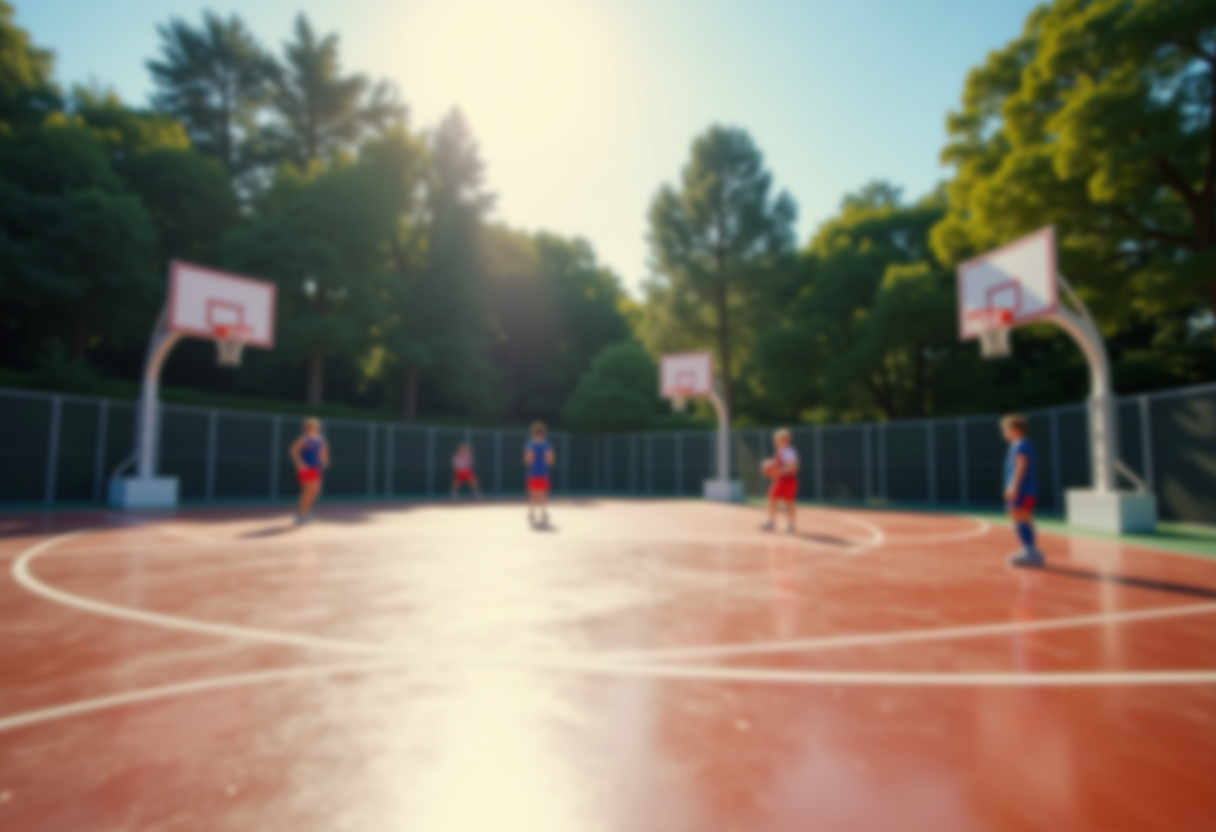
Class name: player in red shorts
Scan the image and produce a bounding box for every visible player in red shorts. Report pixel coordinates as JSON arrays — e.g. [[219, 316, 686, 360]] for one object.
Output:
[[760, 428, 800, 533], [1002, 414, 1044, 568], [524, 421, 555, 526], [289, 417, 329, 524], [450, 442, 482, 499]]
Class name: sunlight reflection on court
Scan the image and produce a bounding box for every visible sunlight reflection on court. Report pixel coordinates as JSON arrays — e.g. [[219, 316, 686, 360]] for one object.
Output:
[[391, 669, 601, 832]]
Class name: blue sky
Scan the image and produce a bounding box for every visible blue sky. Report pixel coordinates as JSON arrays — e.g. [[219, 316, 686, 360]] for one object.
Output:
[[17, 0, 1039, 295]]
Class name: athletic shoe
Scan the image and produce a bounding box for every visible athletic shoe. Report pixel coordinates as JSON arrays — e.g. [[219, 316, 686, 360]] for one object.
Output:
[[1007, 550, 1045, 568], [759, 520, 775, 531]]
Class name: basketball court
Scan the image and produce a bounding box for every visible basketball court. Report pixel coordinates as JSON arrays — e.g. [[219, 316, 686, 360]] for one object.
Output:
[[1, 499, 1213, 831]]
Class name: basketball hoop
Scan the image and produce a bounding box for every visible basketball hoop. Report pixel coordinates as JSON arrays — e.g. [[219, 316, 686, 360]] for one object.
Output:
[[213, 325, 253, 367], [670, 391, 690, 413], [967, 310, 1013, 359]]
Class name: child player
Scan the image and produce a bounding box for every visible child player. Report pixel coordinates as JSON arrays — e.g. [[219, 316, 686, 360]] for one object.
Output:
[[760, 428, 800, 533], [524, 421, 556, 526], [1002, 414, 1044, 568], [289, 417, 329, 524], [450, 442, 482, 499]]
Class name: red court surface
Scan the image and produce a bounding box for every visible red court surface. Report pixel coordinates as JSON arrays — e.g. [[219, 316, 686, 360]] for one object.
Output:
[[1, 500, 1214, 832]]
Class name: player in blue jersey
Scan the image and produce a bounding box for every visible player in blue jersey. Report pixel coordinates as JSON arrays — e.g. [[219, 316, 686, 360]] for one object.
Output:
[[524, 421, 556, 526], [289, 417, 329, 524], [1002, 414, 1044, 568]]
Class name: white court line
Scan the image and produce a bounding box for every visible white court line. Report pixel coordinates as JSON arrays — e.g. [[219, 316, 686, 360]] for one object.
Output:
[[16, 529, 1216, 665], [816, 510, 886, 548], [602, 600, 1216, 662], [866, 518, 993, 545], [6, 524, 1216, 731], [3, 652, 1214, 737], [13, 534, 386, 657], [0, 660, 409, 733]]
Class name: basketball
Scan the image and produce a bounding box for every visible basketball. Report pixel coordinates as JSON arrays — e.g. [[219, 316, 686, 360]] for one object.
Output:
[[761, 458, 778, 478]]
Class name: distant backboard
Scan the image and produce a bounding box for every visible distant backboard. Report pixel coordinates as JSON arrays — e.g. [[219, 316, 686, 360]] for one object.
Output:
[[661, 351, 714, 399], [957, 227, 1058, 339], [168, 261, 276, 347]]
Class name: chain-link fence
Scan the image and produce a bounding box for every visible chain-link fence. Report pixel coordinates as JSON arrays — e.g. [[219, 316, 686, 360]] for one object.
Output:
[[2, 383, 1213, 523]]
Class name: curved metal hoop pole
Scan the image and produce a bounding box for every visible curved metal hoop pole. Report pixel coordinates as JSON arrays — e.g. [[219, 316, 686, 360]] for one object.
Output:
[[706, 390, 731, 482], [134, 308, 184, 479], [1046, 275, 1117, 493]]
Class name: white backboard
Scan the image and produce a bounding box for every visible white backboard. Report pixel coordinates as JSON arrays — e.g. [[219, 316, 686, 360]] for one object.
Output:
[[957, 227, 1058, 339], [661, 351, 714, 398], [168, 261, 276, 347]]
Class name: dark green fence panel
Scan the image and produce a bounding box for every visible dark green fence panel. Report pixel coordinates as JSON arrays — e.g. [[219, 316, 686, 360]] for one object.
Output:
[[1152, 388, 1216, 523], [4, 384, 1215, 522], [159, 407, 209, 500], [324, 421, 372, 497], [387, 426, 428, 496], [0, 394, 51, 502], [931, 421, 960, 505], [885, 423, 929, 503], [682, 432, 714, 495], [54, 401, 102, 502], [821, 425, 866, 501], [468, 430, 496, 495], [215, 412, 274, 499], [499, 430, 530, 494]]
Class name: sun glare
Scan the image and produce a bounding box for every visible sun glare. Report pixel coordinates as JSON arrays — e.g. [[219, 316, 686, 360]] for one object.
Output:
[[397, 1, 625, 156]]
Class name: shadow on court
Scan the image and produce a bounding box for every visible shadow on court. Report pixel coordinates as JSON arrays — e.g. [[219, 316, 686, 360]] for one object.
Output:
[[239, 524, 301, 539], [1045, 565, 1216, 600], [790, 532, 856, 548]]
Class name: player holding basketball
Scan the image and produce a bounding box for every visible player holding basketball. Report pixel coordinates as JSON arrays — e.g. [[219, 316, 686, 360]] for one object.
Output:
[[524, 422, 555, 525], [289, 418, 329, 524], [760, 428, 799, 533], [450, 442, 482, 498], [1002, 414, 1044, 567]]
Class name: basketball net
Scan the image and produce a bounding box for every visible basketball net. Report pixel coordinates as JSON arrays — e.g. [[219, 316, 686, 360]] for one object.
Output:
[[213, 325, 253, 367], [967, 310, 1013, 359], [670, 389, 691, 413]]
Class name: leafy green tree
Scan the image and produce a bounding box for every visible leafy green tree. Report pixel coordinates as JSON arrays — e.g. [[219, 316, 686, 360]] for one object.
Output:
[[266, 14, 404, 169], [147, 12, 274, 174], [122, 148, 240, 267], [0, 125, 158, 362], [225, 128, 422, 405], [411, 108, 499, 419], [0, 0, 58, 130], [756, 185, 954, 420], [932, 0, 1216, 324], [647, 125, 797, 416], [483, 228, 634, 422], [561, 341, 659, 432], [63, 87, 241, 273]]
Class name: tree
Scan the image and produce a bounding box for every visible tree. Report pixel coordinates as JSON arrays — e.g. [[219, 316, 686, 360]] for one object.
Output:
[[224, 128, 423, 405], [483, 228, 635, 422], [66, 87, 240, 271], [756, 185, 953, 420], [561, 341, 659, 432], [410, 109, 499, 419], [266, 14, 404, 169], [147, 12, 274, 174], [0, 125, 158, 362], [647, 125, 796, 416], [0, 0, 59, 130], [932, 0, 1216, 325]]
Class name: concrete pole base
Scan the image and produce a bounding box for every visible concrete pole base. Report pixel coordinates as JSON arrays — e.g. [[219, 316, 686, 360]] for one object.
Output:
[[108, 477, 180, 509], [1065, 489, 1157, 534], [703, 479, 745, 503]]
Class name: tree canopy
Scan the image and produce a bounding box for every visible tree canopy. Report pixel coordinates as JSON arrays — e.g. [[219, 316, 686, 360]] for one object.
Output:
[[646, 126, 797, 416], [0, 0, 1211, 429]]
